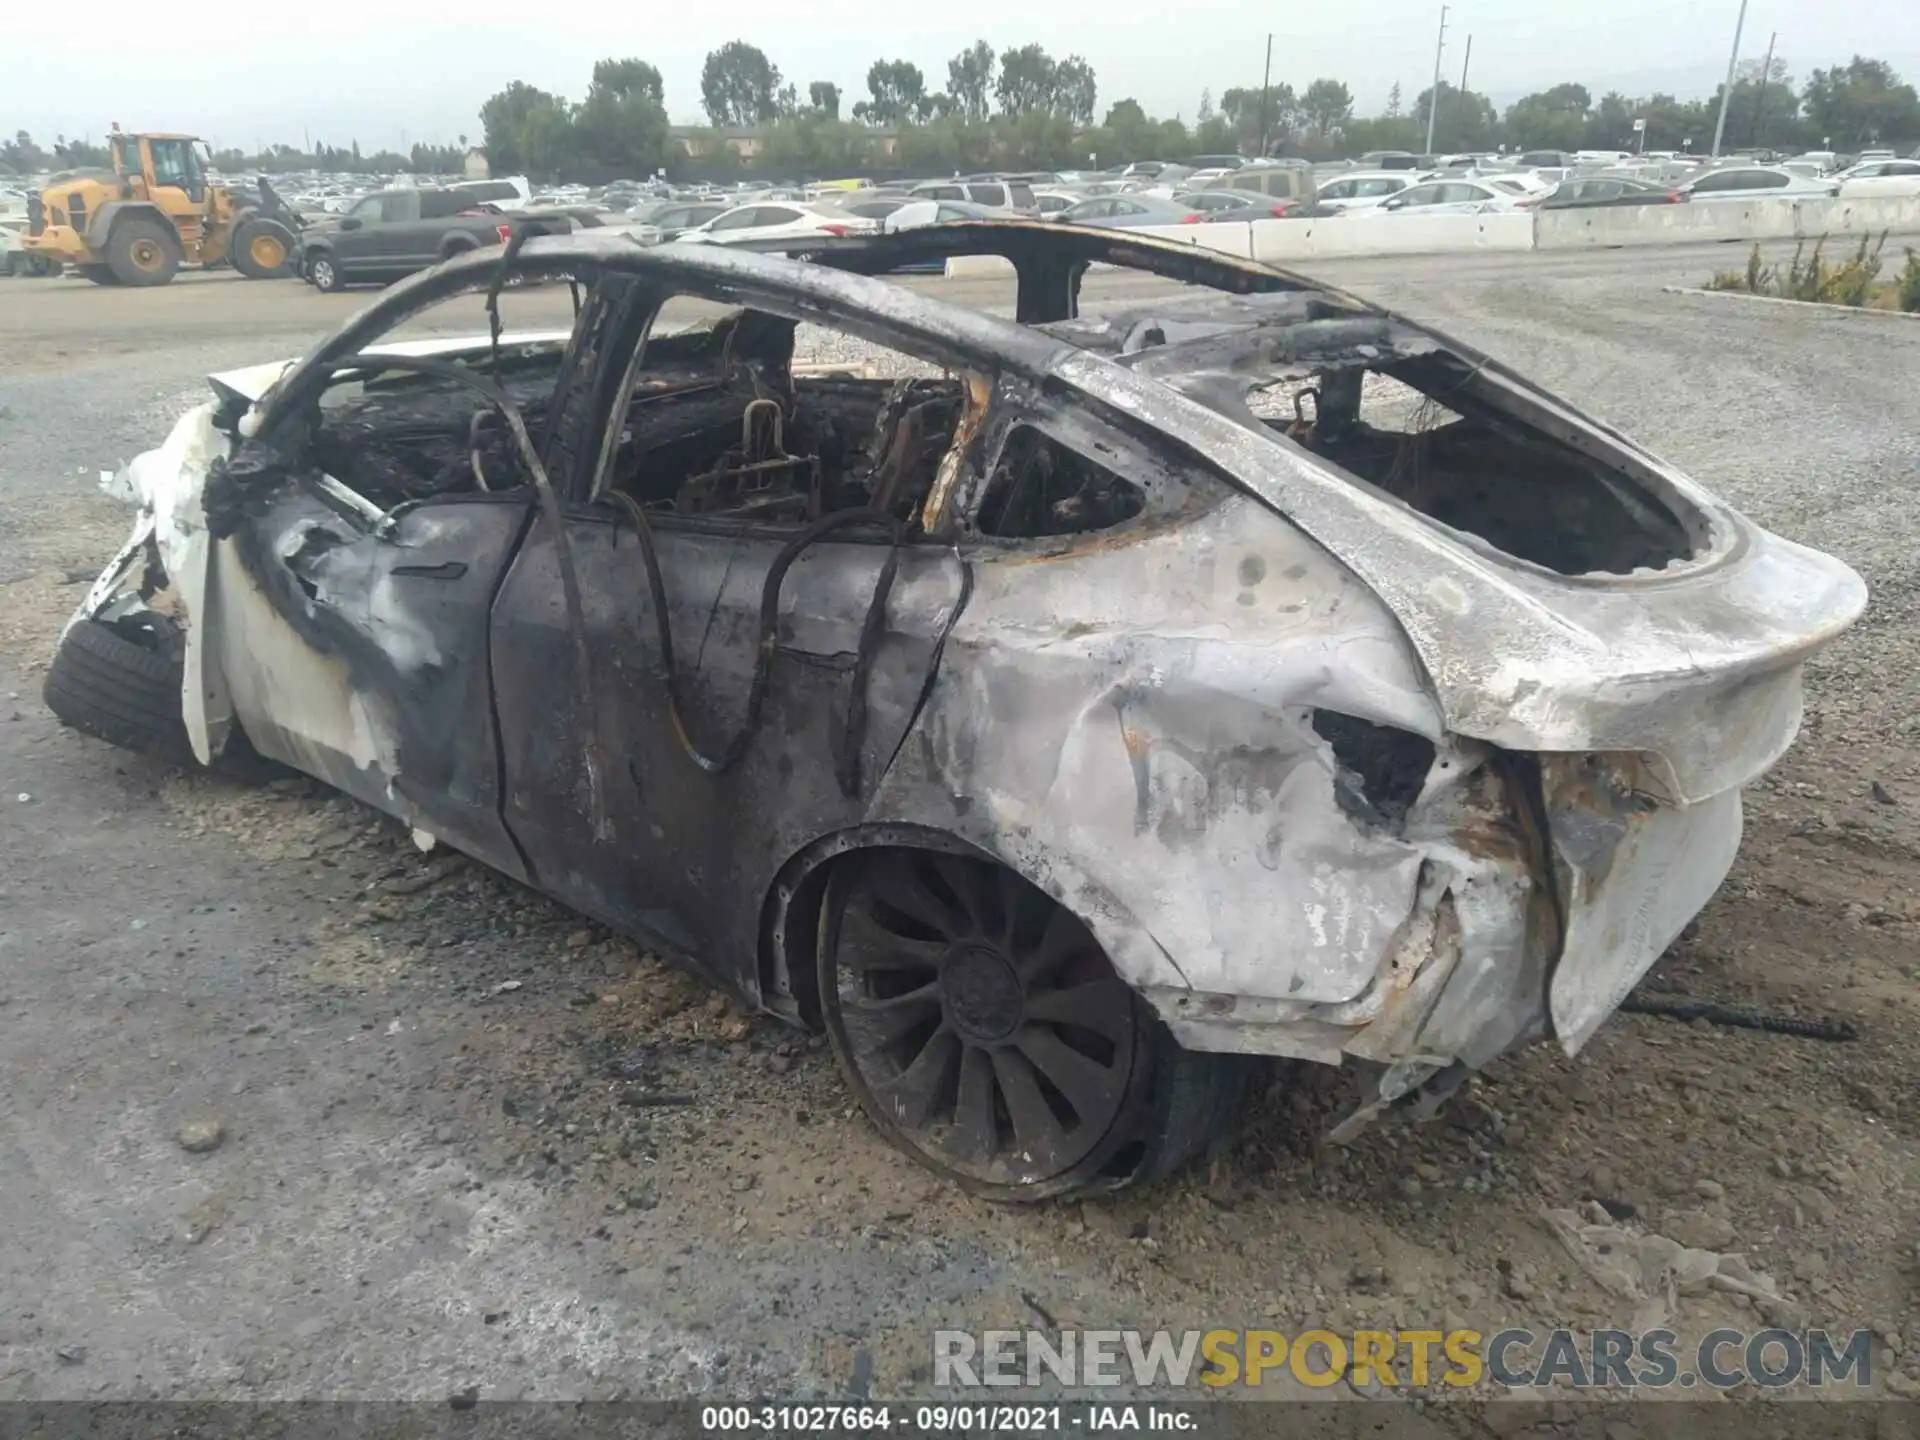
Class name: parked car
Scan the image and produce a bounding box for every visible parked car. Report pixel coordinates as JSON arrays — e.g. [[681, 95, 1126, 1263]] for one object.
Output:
[[1030, 188, 1083, 215], [838, 196, 912, 223], [298, 189, 576, 292], [1362, 179, 1530, 215], [1357, 150, 1426, 170], [909, 179, 1036, 210], [1175, 187, 1311, 219], [1203, 160, 1314, 204], [1835, 159, 1920, 199], [449, 176, 533, 212], [1538, 176, 1684, 209], [52, 224, 1863, 1199], [882, 199, 1009, 231], [1679, 167, 1838, 201], [1056, 194, 1204, 228], [677, 201, 880, 246], [618, 200, 730, 243], [1314, 170, 1428, 213]]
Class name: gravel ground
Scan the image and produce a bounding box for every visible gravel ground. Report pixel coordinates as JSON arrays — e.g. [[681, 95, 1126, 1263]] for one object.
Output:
[[0, 251, 1916, 1423]]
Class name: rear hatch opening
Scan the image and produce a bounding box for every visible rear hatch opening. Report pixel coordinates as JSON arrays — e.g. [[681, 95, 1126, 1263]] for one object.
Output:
[[1069, 295, 1713, 578], [1258, 356, 1703, 577]]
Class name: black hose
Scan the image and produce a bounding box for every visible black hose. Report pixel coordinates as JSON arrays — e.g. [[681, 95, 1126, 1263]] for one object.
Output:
[[1621, 993, 1858, 1042], [603, 492, 904, 790]]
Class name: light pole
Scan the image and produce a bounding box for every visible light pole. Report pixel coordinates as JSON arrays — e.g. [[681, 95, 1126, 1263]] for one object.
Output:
[[1709, 0, 1748, 159], [1257, 33, 1273, 157], [1424, 5, 1450, 156]]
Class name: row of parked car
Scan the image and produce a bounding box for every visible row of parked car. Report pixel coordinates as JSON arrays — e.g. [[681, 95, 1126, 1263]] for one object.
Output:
[[253, 144, 1920, 291]]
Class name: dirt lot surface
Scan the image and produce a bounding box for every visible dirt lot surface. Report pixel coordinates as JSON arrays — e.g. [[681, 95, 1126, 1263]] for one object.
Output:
[[1, 249, 1916, 1427]]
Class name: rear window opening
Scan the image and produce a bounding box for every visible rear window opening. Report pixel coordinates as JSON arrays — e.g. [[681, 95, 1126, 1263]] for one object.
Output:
[[1252, 363, 1697, 576]]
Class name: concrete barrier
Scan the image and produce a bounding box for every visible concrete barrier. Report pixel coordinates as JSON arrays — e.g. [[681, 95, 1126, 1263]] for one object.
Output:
[[1535, 194, 1920, 249], [1249, 212, 1534, 263], [943, 194, 1920, 278]]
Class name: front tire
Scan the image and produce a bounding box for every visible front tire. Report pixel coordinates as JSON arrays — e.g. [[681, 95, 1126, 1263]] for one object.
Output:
[[107, 216, 183, 287], [78, 264, 119, 285], [818, 848, 1242, 1201], [230, 218, 297, 279], [306, 250, 346, 292], [44, 619, 195, 764]]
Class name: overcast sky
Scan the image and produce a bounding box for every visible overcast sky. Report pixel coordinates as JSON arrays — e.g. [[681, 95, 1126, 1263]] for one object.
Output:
[[4, 0, 1916, 150]]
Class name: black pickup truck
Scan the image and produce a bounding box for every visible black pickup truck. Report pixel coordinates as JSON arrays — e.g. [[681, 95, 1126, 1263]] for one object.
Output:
[[298, 188, 583, 292]]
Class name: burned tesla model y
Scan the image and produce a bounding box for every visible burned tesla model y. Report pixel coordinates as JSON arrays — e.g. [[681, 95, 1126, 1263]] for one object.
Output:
[[49, 225, 1865, 1199]]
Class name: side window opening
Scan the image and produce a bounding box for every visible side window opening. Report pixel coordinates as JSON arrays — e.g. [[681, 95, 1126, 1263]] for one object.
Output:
[[974, 424, 1145, 538], [601, 309, 977, 530], [295, 284, 586, 513]]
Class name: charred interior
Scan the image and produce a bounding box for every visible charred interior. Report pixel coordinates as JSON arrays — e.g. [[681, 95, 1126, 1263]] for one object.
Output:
[[1287, 356, 1697, 576], [1051, 293, 1700, 577]]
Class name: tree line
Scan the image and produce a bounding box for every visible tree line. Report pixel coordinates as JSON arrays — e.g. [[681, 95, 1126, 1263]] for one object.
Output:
[[3, 50, 1912, 184], [0, 129, 468, 178], [476, 44, 1919, 181]]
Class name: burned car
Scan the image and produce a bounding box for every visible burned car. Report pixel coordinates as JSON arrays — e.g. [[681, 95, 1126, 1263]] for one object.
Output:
[[48, 224, 1864, 1200]]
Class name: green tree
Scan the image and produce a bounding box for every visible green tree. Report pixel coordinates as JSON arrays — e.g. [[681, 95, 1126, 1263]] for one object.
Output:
[[1415, 81, 1499, 150], [479, 81, 560, 174], [577, 55, 670, 174], [947, 40, 996, 123], [1102, 98, 1158, 162], [1504, 82, 1591, 151], [996, 44, 1059, 116], [808, 81, 842, 121], [1220, 83, 1297, 152], [1300, 78, 1354, 139], [701, 40, 782, 128], [1054, 55, 1097, 126], [854, 59, 928, 126], [51, 134, 110, 168], [1801, 57, 1916, 146], [592, 58, 663, 107]]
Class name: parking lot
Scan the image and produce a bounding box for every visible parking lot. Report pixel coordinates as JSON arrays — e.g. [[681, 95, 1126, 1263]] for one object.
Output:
[[1, 245, 1917, 1417]]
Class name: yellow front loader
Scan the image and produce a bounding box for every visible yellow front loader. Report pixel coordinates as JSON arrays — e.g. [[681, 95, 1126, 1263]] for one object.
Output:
[[20, 128, 300, 286]]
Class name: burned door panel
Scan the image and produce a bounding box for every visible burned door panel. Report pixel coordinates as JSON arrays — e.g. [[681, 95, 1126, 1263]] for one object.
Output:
[[223, 484, 534, 877], [490, 508, 965, 986]]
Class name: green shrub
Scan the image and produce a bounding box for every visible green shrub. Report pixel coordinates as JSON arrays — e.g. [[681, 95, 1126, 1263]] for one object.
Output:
[[1899, 248, 1920, 314]]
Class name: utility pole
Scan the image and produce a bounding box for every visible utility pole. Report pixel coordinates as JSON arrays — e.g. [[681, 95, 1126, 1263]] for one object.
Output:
[[1709, 0, 1748, 158], [1750, 29, 1777, 149], [1424, 4, 1450, 156], [1257, 33, 1274, 157]]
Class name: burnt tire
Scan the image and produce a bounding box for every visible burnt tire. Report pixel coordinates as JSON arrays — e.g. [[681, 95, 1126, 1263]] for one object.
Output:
[[44, 619, 195, 764], [106, 216, 183, 287], [230, 218, 297, 279], [818, 848, 1251, 1202], [42, 620, 284, 780]]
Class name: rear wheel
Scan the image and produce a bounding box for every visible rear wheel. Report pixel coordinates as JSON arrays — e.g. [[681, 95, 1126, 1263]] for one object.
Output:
[[106, 217, 182, 287], [229, 218, 297, 279], [78, 264, 119, 285], [819, 848, 1243, 1200]]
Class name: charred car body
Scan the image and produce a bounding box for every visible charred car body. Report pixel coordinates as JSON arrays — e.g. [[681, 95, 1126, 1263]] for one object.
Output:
[[50, 224, 1865, 1199]]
